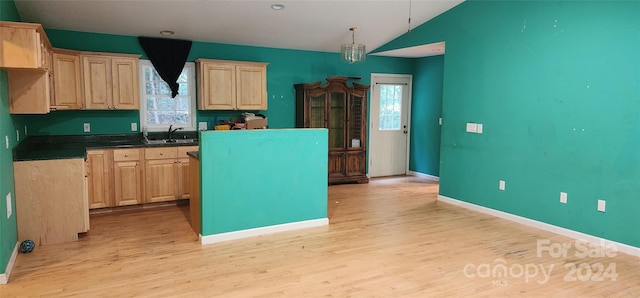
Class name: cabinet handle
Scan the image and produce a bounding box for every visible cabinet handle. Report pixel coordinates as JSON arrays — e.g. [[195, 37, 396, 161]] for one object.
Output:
[[124, 154, 128, 157]]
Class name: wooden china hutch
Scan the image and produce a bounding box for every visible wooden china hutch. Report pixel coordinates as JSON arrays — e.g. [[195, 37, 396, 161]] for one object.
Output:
[[295, 76, 370, 184]]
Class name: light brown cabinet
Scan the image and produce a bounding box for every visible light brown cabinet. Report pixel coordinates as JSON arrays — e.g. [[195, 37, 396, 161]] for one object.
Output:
[[113, 148, 143, 206], [1, 22, 53, 114], [0, 21, 51, 69], [7, 69, 52, 114], [82, 53, 140, 110], [295, 76, 370, 184], [196, 59, 268, 110], [52, 49, 83, 110], [86, 150, 113, 209], [14, 158, 89, 246], [144, 146, 196, 203], [86, 146, 197, 210]]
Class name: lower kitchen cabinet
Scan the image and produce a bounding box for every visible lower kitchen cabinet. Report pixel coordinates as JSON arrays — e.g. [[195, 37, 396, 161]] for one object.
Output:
[[86, 150, 113, 209], [14, 158, 89, 245], [85, 146, 197, 209], [145, 158, 179, 203], [113, 148, 143, 206], [144, 146, 197, 203]]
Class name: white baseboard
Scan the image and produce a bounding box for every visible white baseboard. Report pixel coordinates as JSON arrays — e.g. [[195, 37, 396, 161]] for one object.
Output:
[[407, 171, 439, 181], [200, 218, 329, 245], [0, 242, 19, 284], [437, 195, 640, 257]]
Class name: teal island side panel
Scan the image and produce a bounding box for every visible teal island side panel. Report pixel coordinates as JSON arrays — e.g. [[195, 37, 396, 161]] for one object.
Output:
[[199, 129, 328, 235]]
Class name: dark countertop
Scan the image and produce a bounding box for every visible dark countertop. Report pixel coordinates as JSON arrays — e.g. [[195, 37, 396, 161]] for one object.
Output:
[[187, 151, 199, 159], [13, 133, 199, 161]]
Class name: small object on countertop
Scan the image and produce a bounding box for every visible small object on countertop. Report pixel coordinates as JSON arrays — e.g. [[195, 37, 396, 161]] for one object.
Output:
[[20, 240, 35, 253]]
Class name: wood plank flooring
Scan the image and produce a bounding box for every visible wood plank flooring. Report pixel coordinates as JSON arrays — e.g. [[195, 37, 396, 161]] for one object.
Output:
[[1, 176, 638, 297]]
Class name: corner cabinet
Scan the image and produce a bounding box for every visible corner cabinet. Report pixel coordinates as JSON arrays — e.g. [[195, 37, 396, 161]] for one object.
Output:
[[196, 59, 268, 110], [295, 76, 370, 184]]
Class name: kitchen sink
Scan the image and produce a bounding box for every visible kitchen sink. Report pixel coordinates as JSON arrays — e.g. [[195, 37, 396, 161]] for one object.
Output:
[[143, 138, 197, 145]]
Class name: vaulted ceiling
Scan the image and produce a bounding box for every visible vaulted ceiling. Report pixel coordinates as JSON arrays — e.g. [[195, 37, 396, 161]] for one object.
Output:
[[14, 0, 463, 57]]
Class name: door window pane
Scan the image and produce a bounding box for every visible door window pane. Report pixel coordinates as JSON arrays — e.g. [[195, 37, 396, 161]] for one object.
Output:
[[379, 84, 402, 130]]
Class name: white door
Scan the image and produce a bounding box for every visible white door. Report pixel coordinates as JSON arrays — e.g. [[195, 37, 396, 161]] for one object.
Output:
[[369, 74, 412, 177]]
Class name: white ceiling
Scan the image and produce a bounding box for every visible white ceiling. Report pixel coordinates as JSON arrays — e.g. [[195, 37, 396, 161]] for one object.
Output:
[[14, 0, 462, 57]]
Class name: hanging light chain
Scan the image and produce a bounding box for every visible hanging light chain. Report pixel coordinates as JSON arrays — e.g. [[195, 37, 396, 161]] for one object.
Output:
[[408, 0, 412, 33]]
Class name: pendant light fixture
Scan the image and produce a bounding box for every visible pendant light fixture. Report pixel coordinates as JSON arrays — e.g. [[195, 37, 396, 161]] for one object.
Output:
[[341, 27, 366, 64]]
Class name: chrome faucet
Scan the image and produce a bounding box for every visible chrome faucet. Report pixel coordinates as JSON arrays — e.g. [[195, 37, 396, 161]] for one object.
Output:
[[167, 125, 184, 141]]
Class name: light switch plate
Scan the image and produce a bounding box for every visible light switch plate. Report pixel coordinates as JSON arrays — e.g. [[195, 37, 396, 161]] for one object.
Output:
[[499, 180, 506, 191], [466, 123, 477, 133], [83, 123, 91, 133], [597, 200, 606, 212], [6, 193, 11, 219], [198, 122, 208, 131], [5, 136, 8, 149], [476, 124, 483, 134], [560, 192, 568, 204], [439, 118, 443, 125], [131, 123, 138, 131]]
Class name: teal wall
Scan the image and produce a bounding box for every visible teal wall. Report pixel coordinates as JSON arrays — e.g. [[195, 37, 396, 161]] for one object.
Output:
[[379, 0, 640, 248], [14, 29, 414, 134], [199, 129, 327, 235], [409, 55, 443, 176], [0, 0, 20, 277]]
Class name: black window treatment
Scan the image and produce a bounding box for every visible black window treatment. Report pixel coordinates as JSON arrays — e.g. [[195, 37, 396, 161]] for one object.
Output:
[[138, 36, 192, 98]]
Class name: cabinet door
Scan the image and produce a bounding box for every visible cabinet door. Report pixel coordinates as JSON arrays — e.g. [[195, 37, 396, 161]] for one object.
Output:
[[346, 151, 366, 177], [0, 26, 39, 68], [347, 95, 366, 149], [198, 63, 235, 110], [328, 152, 347, 179], [177, 157, 190, 199], [145, 159, 178, 203], [111, 57, 140, 110], [236, 65, 267, 110], [83, 55, 112, 109], [86, 150, 113, 209], [114, 161, 143, 206], [52, 52, 83, 109], [7, 70, 51, 114], [328, 92, 346, 149]]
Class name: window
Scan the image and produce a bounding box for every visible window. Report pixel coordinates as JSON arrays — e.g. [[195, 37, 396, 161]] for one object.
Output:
[[139, 60, 196, 131], [378, 84, 403, 130]]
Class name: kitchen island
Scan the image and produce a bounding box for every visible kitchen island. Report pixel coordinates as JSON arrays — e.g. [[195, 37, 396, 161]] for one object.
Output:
[[191, 129, 329, 244]]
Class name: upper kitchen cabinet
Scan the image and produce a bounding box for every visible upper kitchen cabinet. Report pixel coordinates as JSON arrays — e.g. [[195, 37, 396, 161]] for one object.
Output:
[[0, 21, 51, 70], [196, 59, 268, 111], [82, 52, 140, 110], [51, 48, 83, 110], [1, 22, 53, 114]]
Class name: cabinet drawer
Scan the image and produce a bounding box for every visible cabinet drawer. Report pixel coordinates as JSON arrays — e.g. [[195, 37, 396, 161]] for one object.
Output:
[[177, 146, 198, 157], [113, 148, 141, 161], [145, 147, 177, 160]]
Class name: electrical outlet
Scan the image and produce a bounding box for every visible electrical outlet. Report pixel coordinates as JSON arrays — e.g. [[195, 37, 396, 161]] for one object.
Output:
[[131, 123, 138, 131], [499, 180, 506, 191], [16, 130, 19, 142], [5, 136, 8, 149], [560, 192, 568, 204], [6, 193, 12, 219], [466, 123, 477, 133], [438, 118, 443, 125], [597, 200, 606, 212], [24, 125, 28, 136], [476, 123, 483, 134], [198, 122, 208, 131], [84, 123, 91, 133]]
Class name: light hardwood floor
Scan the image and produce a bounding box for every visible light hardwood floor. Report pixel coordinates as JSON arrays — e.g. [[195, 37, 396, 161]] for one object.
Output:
[[1, 176, 638, 297]]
